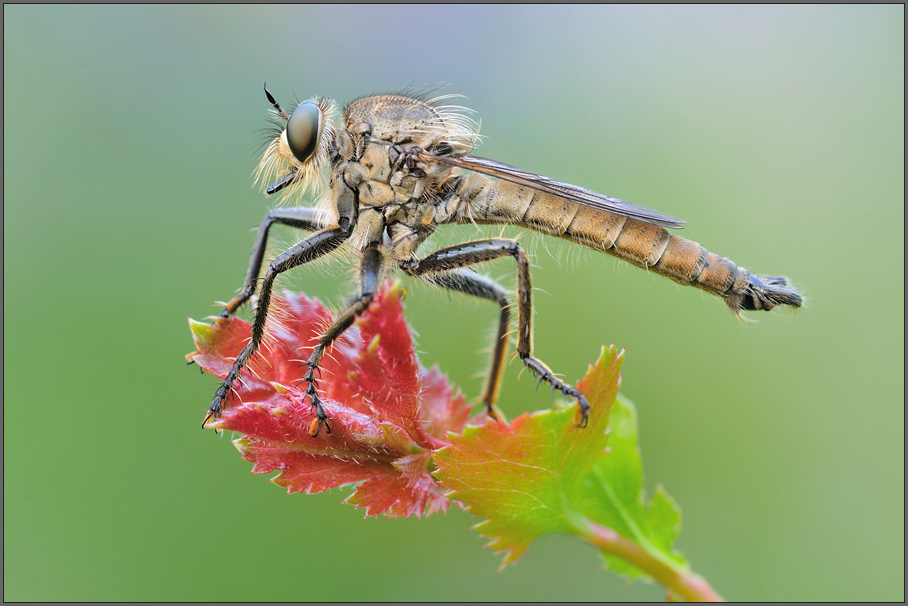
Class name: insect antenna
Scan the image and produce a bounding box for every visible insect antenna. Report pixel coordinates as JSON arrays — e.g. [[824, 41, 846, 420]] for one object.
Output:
[[263, 82, 290, 120]]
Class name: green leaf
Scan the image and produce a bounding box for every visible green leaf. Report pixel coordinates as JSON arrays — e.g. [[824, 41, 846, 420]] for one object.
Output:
[[434, 345, 687, 580], [585, 395, 687, 578], [648, 485, 683, 559], [433, 346, 622, 566]]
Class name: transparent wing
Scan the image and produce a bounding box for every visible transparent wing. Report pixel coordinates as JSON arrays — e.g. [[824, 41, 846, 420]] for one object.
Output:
[[420, 152, 686, 229]]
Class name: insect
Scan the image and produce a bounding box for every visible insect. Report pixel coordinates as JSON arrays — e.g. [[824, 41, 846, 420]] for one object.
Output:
[[203, 86, 802, 435]]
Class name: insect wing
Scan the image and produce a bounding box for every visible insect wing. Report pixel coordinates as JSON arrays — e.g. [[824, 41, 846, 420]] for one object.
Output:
[[421, 152, 686, 229]]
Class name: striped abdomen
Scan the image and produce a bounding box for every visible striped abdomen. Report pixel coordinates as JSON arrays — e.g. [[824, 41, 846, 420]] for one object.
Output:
[[452, 175, 802, 314]]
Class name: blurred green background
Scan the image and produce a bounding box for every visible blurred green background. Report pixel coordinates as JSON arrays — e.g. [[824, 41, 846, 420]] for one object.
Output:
[[4, 5, 903, 601]]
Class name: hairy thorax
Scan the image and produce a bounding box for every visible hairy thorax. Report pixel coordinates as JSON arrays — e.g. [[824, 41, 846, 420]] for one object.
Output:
[[332, 95, 468, 258]]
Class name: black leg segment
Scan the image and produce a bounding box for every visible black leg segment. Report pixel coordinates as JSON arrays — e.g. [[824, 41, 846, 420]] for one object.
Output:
[[404, 238, 590, 427], [205, 223, 351, 426], [301, 244, 386, 437], [222, 207, 327, 317], [401, 266, 511, 419]]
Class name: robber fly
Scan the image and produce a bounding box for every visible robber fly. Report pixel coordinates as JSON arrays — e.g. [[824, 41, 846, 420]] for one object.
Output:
[[203, 86, 802, 435]]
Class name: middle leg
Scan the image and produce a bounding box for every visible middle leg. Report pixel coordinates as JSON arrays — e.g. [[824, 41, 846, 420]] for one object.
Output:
[[404, 239, 590, 427]]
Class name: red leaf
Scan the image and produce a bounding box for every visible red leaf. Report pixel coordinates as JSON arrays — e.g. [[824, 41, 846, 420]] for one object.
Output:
[[187, 281, 471, 518]]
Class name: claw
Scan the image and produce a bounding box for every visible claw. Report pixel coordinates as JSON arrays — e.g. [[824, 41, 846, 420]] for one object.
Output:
[[298, 361, 333, 434], [520, 355, 590, 429], [204, 382, 231, 430], [309, 415, 332, 437], [307, 392, 332, 436], [573, 395, 590, 428], [202, 408, 215, 428], [484, 403, 506, 423]]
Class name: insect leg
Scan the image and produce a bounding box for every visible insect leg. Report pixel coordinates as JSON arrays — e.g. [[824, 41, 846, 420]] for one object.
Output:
[[302, 244, 385, 437], [401, 267, 510, 420], [405, 239, 590, 427], [222, 207, 327, 317], [206, 224, 351, 426]]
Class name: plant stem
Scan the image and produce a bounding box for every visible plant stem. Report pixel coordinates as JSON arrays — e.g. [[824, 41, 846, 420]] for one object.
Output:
[[580, 519, 724, 602]]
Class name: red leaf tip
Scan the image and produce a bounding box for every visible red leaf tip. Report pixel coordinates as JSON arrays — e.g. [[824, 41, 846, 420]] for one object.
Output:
[[189, 281, 472, 518]]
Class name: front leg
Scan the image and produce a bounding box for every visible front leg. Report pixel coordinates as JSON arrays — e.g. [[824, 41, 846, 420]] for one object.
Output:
[[205, 224, 351, 426], [405, 239, 590, 427], [222, 207, 326, 317], [303, 244, 384, 437]]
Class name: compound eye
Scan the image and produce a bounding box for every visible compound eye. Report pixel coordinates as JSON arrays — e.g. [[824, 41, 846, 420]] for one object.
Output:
[[286, 100, 320, 163]]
